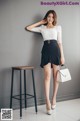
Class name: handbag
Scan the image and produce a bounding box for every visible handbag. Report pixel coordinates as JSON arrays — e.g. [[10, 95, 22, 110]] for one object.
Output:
[[57, 64, 71, 82]]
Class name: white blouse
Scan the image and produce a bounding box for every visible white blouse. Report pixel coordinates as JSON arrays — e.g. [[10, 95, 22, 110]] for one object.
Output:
[[30, 25, 62, 43]]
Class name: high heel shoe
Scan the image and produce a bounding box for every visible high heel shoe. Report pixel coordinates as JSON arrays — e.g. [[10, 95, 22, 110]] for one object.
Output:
[[46, 103, 52, 115], [51, 104, 56, 110]]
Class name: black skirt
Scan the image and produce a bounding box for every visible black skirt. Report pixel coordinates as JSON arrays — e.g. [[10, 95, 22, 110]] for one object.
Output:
[[40, 39, 61, 68]]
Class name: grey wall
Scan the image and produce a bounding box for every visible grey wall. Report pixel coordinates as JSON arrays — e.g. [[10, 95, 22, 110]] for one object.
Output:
[[0, 0, 80, 110]]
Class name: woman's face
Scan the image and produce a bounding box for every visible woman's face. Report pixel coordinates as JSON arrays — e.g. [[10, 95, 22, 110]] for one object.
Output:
[[47, 13, 54, 24]]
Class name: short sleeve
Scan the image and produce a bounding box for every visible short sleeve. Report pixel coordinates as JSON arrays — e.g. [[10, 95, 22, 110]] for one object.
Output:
[[30, 25, 42, 33], [57, 25, 62, 43]]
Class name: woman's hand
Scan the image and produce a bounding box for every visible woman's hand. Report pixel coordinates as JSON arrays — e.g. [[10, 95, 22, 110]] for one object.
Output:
[[40, 19, 47, 25], [60, 56, 65, 65], [25, 19, 47, 31]]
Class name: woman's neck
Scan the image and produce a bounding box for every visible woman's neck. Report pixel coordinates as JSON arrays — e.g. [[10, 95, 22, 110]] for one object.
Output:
[[46, 23, 54, 28]]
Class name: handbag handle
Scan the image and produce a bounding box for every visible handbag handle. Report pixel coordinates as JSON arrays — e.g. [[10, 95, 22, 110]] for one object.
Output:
[[60, 64, 67, 69], [57, 64, 67, 77]]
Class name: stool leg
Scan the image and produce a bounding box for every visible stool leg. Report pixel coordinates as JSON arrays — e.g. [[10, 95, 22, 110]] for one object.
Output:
[[10, 68, 14, 108], [24, 70, 27, 109], [20, 70, 22, 118], [31, 69, 38, 113]]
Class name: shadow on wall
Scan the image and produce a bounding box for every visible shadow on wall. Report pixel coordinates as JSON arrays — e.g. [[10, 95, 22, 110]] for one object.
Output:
[[26, 14, 44, 69], [77, 119, 80, 121]]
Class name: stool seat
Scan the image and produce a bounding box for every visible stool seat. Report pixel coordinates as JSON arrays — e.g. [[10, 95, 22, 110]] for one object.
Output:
[[12, 66, 34, 70]]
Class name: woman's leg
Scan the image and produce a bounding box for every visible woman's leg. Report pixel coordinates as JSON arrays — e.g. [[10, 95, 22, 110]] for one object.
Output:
[[51, 64, 60, 105], [43, 63, 52, 109]]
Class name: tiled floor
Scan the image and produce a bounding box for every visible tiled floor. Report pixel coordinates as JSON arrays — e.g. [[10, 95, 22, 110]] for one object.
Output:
[[0, 98, 80, 121]]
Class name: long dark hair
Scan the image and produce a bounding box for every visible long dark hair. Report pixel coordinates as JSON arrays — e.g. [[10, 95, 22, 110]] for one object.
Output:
[[43, 10, 57, 26]]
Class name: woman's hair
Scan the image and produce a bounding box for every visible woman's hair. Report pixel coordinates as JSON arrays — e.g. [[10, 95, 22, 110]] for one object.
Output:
[[43, 10, 57, 26]]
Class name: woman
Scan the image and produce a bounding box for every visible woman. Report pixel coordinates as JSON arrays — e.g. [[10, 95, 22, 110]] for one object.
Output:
[[25, 10, 65, 115]]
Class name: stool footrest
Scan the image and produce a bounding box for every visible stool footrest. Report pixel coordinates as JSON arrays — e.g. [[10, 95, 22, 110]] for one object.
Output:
[[12, 94, 35, 100]]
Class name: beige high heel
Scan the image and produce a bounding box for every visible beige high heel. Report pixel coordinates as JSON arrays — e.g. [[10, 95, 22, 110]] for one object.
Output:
[[51, 99, 56, 110], [51, 104, 56, 110], [46, 103, 52, 115]]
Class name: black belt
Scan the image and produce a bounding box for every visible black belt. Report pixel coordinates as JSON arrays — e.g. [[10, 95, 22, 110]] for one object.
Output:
[[44, 39, 57, 44]]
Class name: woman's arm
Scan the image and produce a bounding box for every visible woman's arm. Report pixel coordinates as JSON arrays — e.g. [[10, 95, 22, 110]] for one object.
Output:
[[25, 19, 47, 31], [58, 43, 64, 57], [57, 25, 65, 65], [59, 44, 65, 65], [58, 43, 65, 65]]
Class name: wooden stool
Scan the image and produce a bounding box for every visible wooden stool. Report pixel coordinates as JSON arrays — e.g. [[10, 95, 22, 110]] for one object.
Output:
[[10, 66, 38, 118]]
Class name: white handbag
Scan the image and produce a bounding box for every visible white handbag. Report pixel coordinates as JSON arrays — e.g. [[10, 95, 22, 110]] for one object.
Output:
[[57, 65, 71, 82]]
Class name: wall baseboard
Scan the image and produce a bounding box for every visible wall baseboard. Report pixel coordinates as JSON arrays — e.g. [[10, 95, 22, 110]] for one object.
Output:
[[1, 91, 80, 111]]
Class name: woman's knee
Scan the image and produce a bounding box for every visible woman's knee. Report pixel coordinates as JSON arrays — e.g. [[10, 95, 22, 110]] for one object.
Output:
[[45, 73, 51, 80], [52, 64, 60, 79]]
